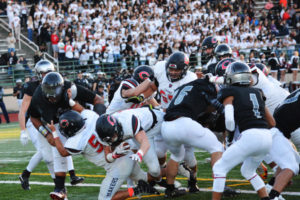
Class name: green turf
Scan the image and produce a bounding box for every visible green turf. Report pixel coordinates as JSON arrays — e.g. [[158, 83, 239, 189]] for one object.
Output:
[[0, 123, 299, 200]]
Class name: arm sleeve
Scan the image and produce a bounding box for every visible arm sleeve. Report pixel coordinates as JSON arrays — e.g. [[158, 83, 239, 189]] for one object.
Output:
[[66, 148, 82, 155], [131, 115, 143, 136]]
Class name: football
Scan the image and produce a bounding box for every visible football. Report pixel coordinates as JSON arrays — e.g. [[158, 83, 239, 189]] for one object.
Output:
[[121, 142, 130, 150]]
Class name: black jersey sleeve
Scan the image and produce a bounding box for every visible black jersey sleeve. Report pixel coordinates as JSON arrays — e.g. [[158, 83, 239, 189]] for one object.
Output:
[[28, 94, 41, 118], [13, 87, 17, 94], [74, 84, 96, 104], [23, 81, 39, 96]]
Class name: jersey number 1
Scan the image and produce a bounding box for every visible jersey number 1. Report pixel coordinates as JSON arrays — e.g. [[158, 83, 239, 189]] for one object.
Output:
[[249, 93, 262, 119]]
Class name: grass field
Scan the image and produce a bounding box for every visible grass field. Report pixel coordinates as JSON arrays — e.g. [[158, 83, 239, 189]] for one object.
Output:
[[0, 122, 299, 200]]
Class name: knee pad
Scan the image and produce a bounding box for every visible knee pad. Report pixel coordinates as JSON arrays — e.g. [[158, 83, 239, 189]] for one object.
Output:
[[148, 165, 161, 178], [184, 152, 197, 168], [212, 161, 227, 178], [240, 164, 256, 180]]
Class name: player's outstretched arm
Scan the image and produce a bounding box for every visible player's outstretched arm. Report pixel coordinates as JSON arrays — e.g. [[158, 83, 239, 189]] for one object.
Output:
[[122, 79, 152, 98], [48, 120, 70, 157], [265, 107, 276, 128], [130, 130, 150, 163]]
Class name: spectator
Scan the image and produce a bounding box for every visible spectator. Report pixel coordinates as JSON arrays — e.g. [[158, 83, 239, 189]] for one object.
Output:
[[0, 86, 10, 124], [51, 30, 59, 58], [6, 32, 16, 53], [57, 38, 65, 62], [79, 49, 89, 66], [0, 0, 7, 16], [33, 50, 42, 64], [17, 56, 33, 76], [20, 1, 28, 29], [13, 79, 24, 109], [12, 12, 21, 41], [289, 51, 299, 82], [27, 16, 33, 41], [7, 51, 18, 75]]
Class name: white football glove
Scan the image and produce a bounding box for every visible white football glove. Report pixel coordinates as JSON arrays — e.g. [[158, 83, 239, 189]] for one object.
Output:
[[20, 129, 29, 146], [112, 142, 131, 158], [130, 150, 144, 163]]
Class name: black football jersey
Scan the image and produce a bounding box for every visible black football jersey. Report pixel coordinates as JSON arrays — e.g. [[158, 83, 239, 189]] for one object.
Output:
[[28, 81, 96, 124], [164, 78, 217, 121], [23, 80, 39, 96], [274, 89, 300, 138], [13, 86, 24, 99], [218, 86, 268, 133]]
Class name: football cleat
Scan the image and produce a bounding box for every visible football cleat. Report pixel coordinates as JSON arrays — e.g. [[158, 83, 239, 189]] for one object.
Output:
[[134, 180, 160, 195], [223, 186, 240, 197], [165, 184, 187, 198], [70, 175, 84, 185], [19, 173, 30, 190], [50, 188, 67, 200], [188, 178, 200, 193], [257, 163, 268, 180]]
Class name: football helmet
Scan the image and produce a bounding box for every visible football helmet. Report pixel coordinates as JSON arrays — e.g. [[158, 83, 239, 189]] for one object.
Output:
[[133, 65, 154, 84], [201, 36, 219, 61], [96, 114, 123, 146], [41, 72, 64, 103], [215, 58, 236, 77], [58, 110, 85, 138], [249, 63, 269, 76], [214, 44, 232, 62], [224, 61, 252, 86], [35, 60, 55, 80], [166, 52, 190, 82]]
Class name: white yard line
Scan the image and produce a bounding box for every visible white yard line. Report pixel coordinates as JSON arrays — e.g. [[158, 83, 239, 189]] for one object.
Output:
[[0, 181, 299, 196]]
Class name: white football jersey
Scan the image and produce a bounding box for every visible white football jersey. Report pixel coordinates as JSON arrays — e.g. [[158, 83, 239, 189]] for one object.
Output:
[[113, 107, 164, 139], [153, 61, 197, 109], [252, 68, 289, 115], [64, 110, 108, 167], [106, 78, 144, 114]]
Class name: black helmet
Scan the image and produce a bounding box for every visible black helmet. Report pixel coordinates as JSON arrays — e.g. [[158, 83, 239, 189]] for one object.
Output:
[[201, 36, 219, 50], [215, 58, 236, 77], [35, 60, 55, 80], [214, 44, 232, 61], [59, 110, 85, 138], [41, 72, 64, 103], [166, 52, 190, 82], [96, 114, 123, 146], [133, 65, 154, 83], [224, 61, 252, 86]]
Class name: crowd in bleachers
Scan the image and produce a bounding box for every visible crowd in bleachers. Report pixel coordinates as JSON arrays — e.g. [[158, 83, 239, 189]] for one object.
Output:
[[0, 0, 297, 83]]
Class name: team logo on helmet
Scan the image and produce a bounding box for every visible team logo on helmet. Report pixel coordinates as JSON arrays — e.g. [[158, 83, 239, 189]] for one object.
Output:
[[138, 71, 150, 81], [60, 119, 69, 128], [107, 115, 116, 126], [222, 60, 232, 70], [211, 37, 217, 43], [169, 64, 177, 69]]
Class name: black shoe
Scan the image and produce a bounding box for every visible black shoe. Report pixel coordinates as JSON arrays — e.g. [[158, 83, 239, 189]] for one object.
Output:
[[188, 178, 200, 193], [70, 175, 84, 185], [165, 185, 186, 198], [223, 186, 240, 197], [134, 180, 160, 195], [19, 172, 30, 190]]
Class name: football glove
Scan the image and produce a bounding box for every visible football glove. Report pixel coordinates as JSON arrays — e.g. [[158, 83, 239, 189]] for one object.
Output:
[[107, 142, 131, 162], [125, 95, 145, 104], [20, 129, 29, 146], [130, 150, 144, 163]]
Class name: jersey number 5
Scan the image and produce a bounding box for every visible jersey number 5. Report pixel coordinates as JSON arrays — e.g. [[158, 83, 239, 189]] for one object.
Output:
[[249, 93, 262, 119], [88, 134, 104, 153]]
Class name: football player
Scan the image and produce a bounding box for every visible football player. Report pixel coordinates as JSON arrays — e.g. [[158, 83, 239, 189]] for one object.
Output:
[[97, 106, 165, 185], [161, 76, 224, 197], [18, 60, 83, 190], [147, 51, 199, 191], [48, 106, 158, 200], [28, 72, 103, 199], [201, 36, 219, 74], [212, 62, 275, 200], [266, 90, 300, 200], [106, 65, 156, 114]]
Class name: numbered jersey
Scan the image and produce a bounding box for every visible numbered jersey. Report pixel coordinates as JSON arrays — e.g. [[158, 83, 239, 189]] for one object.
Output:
[[274, 89, 300, 138], [165, 79, 217, 121], [252, 68, 289, 115], [64, 110, 107, 167], [106, 78, 143, 114], [153, 61, 197, 109], [218, 86, 268, 133]]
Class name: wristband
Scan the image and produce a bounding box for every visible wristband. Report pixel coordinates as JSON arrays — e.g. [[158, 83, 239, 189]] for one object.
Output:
[[106, 153, 115, 163], [52, 131, 58, 139], [69, 98, 76, 107], [128, 188, 134, 197], [137, 149, 144, 161], [38, 126, 49, 137]]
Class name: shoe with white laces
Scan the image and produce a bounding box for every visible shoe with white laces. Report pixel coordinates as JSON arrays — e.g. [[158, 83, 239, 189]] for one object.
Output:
[[50, 188, 67, 200]]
